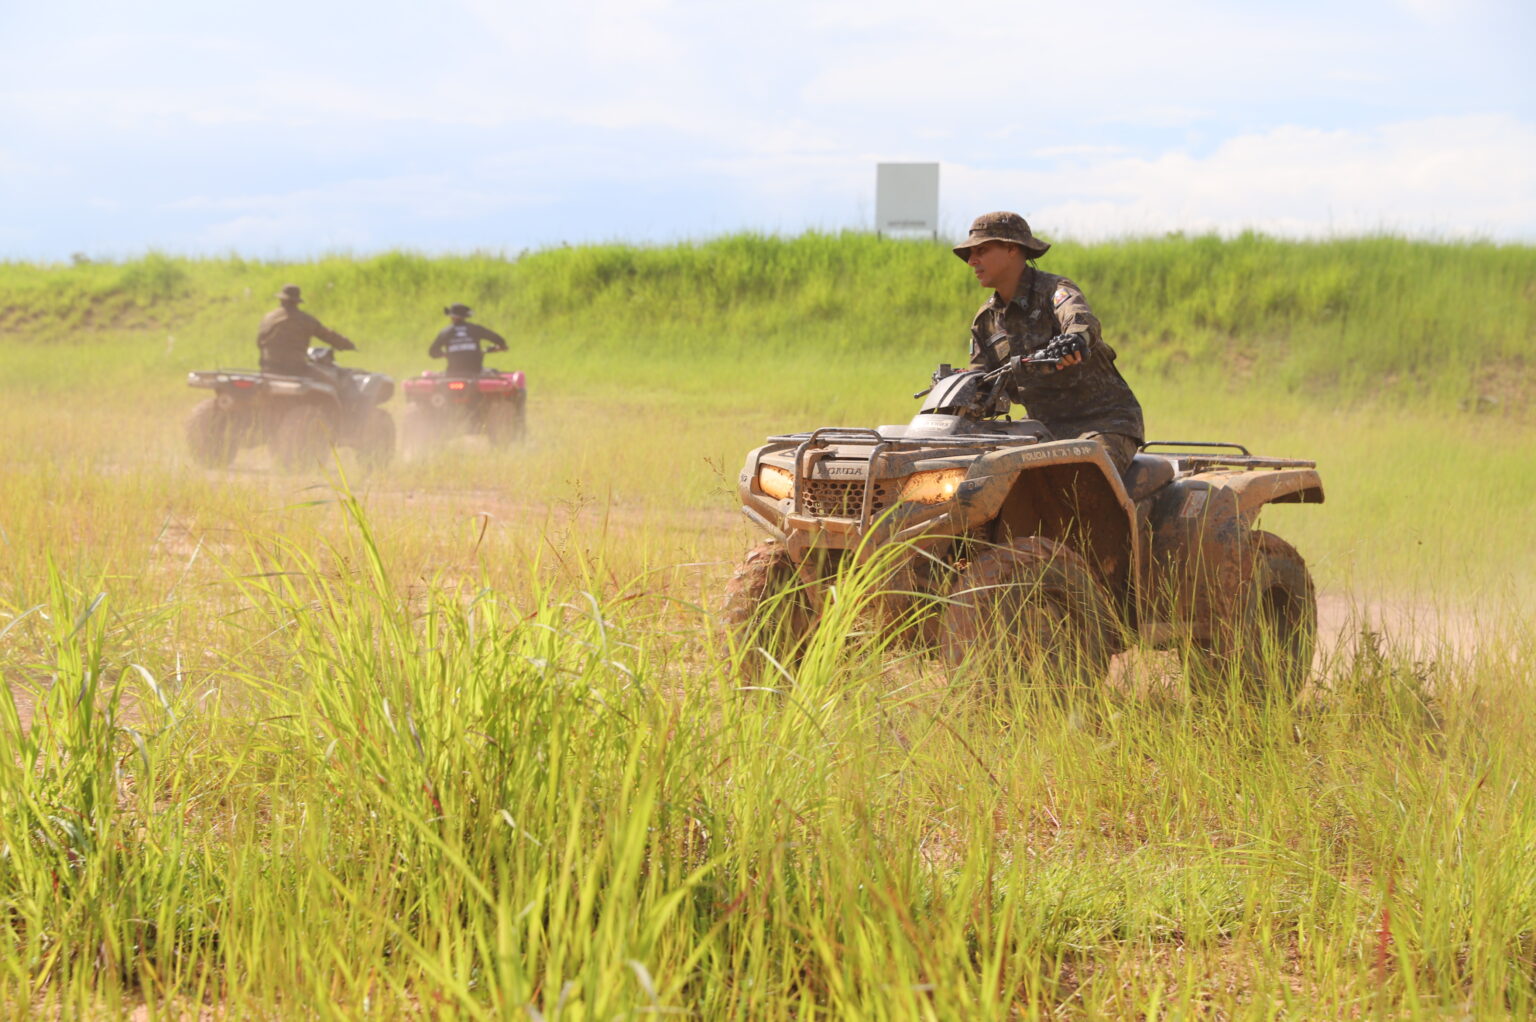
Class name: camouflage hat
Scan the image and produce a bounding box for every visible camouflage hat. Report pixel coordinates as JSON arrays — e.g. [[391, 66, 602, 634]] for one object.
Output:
[[952, 211, 1050, 261], [444, 302, 472, 317], [275, 284, 304, 303]]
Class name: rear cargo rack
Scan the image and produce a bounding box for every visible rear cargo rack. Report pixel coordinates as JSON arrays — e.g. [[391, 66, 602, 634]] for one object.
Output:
[[1141, 440, 1251, 456], [1140, 440, 1315, 472]]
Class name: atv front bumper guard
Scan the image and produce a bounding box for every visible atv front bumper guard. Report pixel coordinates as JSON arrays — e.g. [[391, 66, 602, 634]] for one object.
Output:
[[749, 426, 1041, 541]]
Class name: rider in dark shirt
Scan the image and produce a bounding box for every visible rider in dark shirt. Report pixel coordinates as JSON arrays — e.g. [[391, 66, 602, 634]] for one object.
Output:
[[428, 303, 508, 376]]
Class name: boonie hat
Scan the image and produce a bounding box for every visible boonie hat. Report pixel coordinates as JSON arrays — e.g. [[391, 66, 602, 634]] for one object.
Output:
[[275, 284, 304, 303], [444, 302, 472, 317], [952, 211, 1050, 261]]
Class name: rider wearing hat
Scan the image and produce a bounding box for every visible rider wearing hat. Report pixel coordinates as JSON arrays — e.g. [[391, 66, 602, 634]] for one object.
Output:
[[952, 212, 1143, 474], [256, 284, 356, 379], [429, 303, 508, 377]]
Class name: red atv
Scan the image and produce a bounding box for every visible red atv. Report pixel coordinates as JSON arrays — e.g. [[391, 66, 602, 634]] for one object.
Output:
[[401, 369, 527, 456]]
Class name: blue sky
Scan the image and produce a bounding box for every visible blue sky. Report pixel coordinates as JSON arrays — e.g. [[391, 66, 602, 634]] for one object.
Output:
[[2, 0, 1532, 259]]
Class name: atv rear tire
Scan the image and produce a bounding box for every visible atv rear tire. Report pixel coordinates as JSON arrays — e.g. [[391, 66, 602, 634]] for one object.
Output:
[[485, 396, 526, 446], [185, 399, 240, 468], [272, 403, 335, 472], [355, 408, 395, 470], [940, 536, 1118, 687], [722, 541, 819, 673], [1186, 530, 1316, 698]]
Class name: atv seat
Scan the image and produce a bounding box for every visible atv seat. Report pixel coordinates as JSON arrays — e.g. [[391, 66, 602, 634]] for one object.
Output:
[[1122, 453, 1176, 502]]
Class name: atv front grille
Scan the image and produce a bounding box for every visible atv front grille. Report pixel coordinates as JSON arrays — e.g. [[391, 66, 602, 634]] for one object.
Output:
[[801, 479, 892, 518]]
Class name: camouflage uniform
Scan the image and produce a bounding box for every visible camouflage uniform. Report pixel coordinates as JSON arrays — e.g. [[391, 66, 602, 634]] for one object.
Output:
[[257, 285, 354, 375], [955, 213, 1143, 474]]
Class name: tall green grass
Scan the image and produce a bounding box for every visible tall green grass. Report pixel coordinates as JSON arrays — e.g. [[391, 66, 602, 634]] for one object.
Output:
[[3, 504, 1534, 1017]]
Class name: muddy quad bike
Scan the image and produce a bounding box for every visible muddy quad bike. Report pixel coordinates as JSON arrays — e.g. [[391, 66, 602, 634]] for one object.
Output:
[[727, 359, 1325, 695], [185, 346, 396, 471], [400, 368, 527, 456]]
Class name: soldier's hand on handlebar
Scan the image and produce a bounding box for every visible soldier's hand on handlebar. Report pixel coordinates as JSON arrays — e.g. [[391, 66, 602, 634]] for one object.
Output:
[[1037, 333, 1086, 370]]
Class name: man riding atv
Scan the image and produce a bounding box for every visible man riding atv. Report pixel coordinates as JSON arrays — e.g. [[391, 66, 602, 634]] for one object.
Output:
[[184, 284, 393, 471], [399, 303, 523, 454], [428, 302, 508, 376], [257, 284, 356, 390], [953, 211, 1143, 475], [724, 214, 1322, 693]]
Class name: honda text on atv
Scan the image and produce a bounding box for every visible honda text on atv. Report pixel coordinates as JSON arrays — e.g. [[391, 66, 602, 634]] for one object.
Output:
[[727, 359, 1324, 694], [400, 368, 527, 456], [185, 346, 396, 471]]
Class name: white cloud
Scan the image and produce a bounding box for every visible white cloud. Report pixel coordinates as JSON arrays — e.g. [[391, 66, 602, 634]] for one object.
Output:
[[945, 114, 1536, 240], [199, 214, 355, 252], [1030, 145, 1132, 160], [0, 149, 35, 175], [173, 174, 552, 222]]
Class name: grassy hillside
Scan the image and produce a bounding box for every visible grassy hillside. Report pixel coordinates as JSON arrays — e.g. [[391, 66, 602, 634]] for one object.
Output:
[[3, 233, 1534, 408]]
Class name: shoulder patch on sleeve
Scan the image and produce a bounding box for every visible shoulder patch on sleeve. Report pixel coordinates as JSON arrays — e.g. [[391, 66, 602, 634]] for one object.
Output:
[[1052, 287, 1072, 307]]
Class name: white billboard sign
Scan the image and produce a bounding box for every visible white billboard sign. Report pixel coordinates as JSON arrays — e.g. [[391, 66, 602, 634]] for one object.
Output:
[[876, 162, 940, 236]]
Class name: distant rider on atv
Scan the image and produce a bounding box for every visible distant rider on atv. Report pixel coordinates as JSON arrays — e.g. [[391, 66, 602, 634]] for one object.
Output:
[[257, 284, 357, 391], [429, 303, 508, 377], [952, 212, 1144, 475]]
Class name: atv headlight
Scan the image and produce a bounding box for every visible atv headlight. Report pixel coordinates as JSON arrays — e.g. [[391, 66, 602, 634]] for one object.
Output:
[[757, 464, 795, 500], [899, 468, 966, 505]]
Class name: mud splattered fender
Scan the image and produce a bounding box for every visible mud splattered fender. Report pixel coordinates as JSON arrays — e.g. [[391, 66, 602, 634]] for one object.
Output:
[[1145, 468, 1322, 640], [950, 440, 1109, 529], [1220, 468, 1325, 525]]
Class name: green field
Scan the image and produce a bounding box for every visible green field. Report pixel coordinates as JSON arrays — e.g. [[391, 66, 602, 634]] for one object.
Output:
[[2, 235, 1534, 1017]]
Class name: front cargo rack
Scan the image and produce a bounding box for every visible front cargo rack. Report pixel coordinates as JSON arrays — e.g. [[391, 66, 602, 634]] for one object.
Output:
[[759, 426, 1043, 529]]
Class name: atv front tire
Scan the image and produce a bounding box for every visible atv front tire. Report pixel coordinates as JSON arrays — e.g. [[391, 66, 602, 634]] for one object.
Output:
[[185, 399, 240, 468], [722, 541, 820, 673], [940, 536, 1119, 686]]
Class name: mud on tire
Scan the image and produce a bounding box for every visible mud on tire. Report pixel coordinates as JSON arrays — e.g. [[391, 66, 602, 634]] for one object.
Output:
[[1185, 530, 1317, 697], [185, 398, 240, 468], [272, 403, 335, 472], [940, 536, 1120, 687], [722, 541, 820, 673]]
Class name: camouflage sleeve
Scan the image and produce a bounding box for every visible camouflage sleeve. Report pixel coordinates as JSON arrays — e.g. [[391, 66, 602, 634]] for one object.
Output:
[[1050, 277, 1121, 361], [1048, 278, 1100, 339], [966, 312, 993, 370]]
